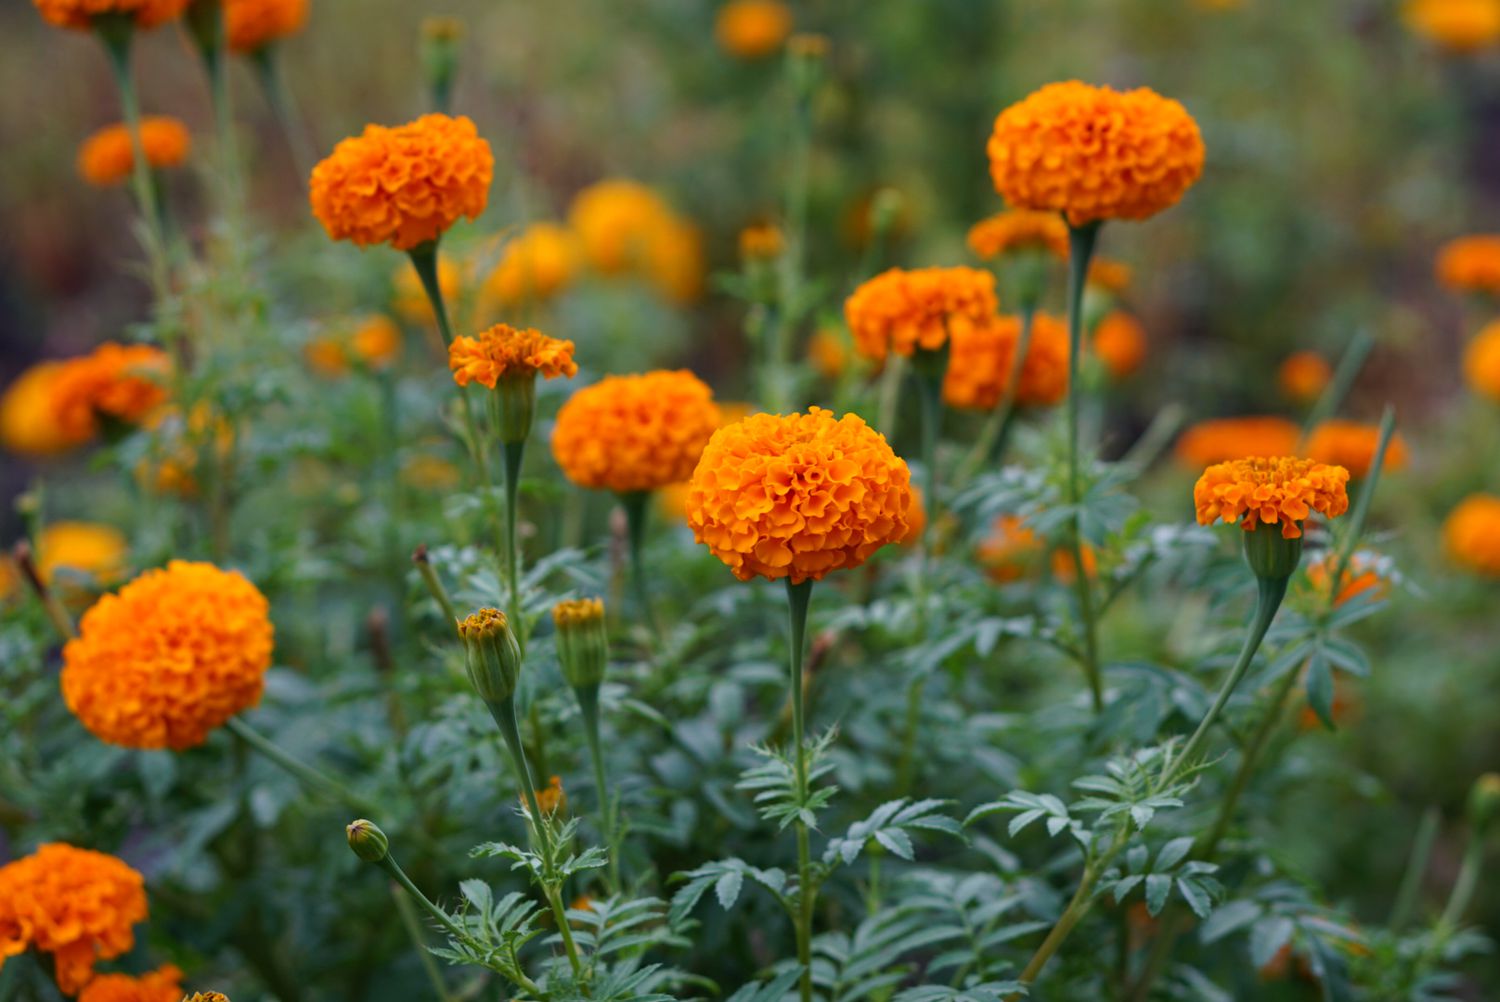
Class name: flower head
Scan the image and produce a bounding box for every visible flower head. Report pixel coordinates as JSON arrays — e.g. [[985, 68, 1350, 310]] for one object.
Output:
[[739, 223, 785, 262], [977, 514, 1097, 583], [685, 407, 913, 583], [943, 312, 1069, 410], [987, 81, 1205, 225], [1464, 320, 1500, 401], [346, 819, 390, 863], [1092, 311, 1146, 379], [0, 844, 148, 994], [1174, 416, 1301, 467], [1, 362, 91, 456], [552, 371, 720, 493], [49, 343, 171, 442], [1403, 0, 1500, 52], [77, 118, 190, 187], [306, 316, 402, 377], [33, 0, 187, 30], [448, 324, 577, 389], [77, 964, 184, 1002], [225, 0, 307, 53], [483, 222, 581, 307], [62, 561, 274, 749], [1194, 456, 1351, 539], [1278, 351, 1332, 403], [1087, 257, 1133, 293], [567, 180, 703, 302], [1436, 234, 1500, 294], [1444, 493, 1500, 576], [310, 114, 493, 251], [966, 210, 1069, 260], [1305, 420, 1408, 478], [844, 267, 998, 362], [715, 0, 793, 59], [553, 597, 607, 689], [29, 522, 128, 595], [808, 328, 850, 380], [183, 995, 231, 1002], [457, 608, 523, 703]]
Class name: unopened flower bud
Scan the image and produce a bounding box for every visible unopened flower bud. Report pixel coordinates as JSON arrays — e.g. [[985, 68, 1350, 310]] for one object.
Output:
[[420, 16, 464, 113], [490, 371, 537, 445], [458, 608, 523, 703], [183, 994, 232, 1002], [346, 819, 389, 863], [787, 33, 828, 100], [1242, 522, 1304, 583], [1469, 773, 1500, 832], [553, 597, 608, 689]]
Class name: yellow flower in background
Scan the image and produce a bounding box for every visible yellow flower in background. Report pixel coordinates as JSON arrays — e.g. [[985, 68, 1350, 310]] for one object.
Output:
[[1305, 553, 1387, 607], [715, 0, 793, 59], [1305, 419, 1409, 478], [77, 964, 184, 1002], [1463, 320, 1500, 400], [1278, 351, 1332, 404], [77, 118, 191, 188], [568, 180, 703, 301], [136, 404, 236, 499], [1443, 493, 1500, 575], [739, 223, 785, 262], [1194, 456, 1350, 539], [944, 312, 1070, 409], [1091, 311, 1146, 379], [1436, 234, 1500, 294], [1087, 257, 1133, 294], [977, 514, 1096, 583], [844, 267, 998, 362], [808, 328, 850, 380], [448, 324, 577, 388], [225, 0, 308, 54], [1404, 0, 1500, 52], [49, 343, 171, 442], [644, 214, 705, 304], [533, 775, 567, 816], [350, 316, 402, 369], [305, 317, 402, 377], [393, 256, 463, 325], [1, 362, 91, 457], [966, 209, 1069, 261], [483, 222, 582, 307], [32, 0, 187, 30], [1175, 415, 1301, 467], [0, 522, 128, 602]]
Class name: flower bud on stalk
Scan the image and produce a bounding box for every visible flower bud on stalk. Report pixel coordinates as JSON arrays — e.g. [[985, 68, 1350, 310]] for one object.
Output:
[[346, 818, 390, 863], [553, 597, 608, 691], [1469, 773, 1500, 833], [420, 17, 464, 114], [457, 608, 522, 705]]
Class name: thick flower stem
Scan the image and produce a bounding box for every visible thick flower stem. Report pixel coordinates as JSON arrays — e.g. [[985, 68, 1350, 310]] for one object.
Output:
[[619, 492, 660, 642], [501, 439, 526, 626], [955, 305, 1034, 486], [786, 577, 816, 1002], [1063, 222, 1103, 711], [225, 716, 380, 817], [577, 684, 621, 892]]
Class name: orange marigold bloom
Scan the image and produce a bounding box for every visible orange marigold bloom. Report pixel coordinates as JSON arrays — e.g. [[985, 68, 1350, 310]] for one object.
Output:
[[1194, 456, 1351, 540], [1305, 554, 1386, 607], [1174, 415, 1301, 467], [32, 0, 187, 30], [393, 256, 463, 325], [483, 222, 581, 307], [1087, 257, 1133, 293], [1278, 351, 1332, 404], [977, 515, 1096, 583], [61, 561, 274, 750], [350, 316, 402, 370], [567, 180, 704, 302], [1092, 311, 1146, 379], [533, 775, 567, 816], [715, 0, 793, 59], [33, 522, 128, 593], [1436, 234, 1500, 294], [739, 223, 785, 261], [310, 114, 493, 251], [1444, 493, 1500, 576], [1404, 0, 1500, 52], [1305, 420, 1409, 478], [224, 0, 307, 53], [1, 362, 92, 457], [304, 336, 349, 378], [844, 267, 998, 362], [1464, 320, 1500, 401], [685, 407, 913, 583], [50, 343, 171, 442], [77, 118, 190, 188], [943, 312, 1069, 410], [552, 371, 720, 493], [987, 81, 1205, 225], [77, 964, 184, 1002], [0, 844, 148, 995], [448, 324, 577, 388], [808, 328, 850, 380], [966, 210, 1069, 260], [644, 215, 705, 304], [899, 486, 928, 546]]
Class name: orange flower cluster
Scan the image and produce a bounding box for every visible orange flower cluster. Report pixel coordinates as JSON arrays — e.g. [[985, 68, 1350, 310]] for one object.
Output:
[[567, 180, 703, 302], [77, 118, 190, 187], [739, 223, 785, 262], [1087, 257, 1133, 294], [534, 775, 567, 816], [808, 328, 850, 380], [448, 324, 577, 388], [1194, 456, 1351, 539], [714, 0, 793, 59], [1278, 351, 1332, 403], [943, 312, 1069, 410], [1444, 493, 1500, 575], [686, 408, 912, 582], [966, 210, 1069, 260], [305, 316, 403, 377], [987, 81, 1205, 225], [1436, 234, 1500, 294], [977, 515, 1097, 583], [1092, 311, 1146, 379], [1305, 420, 1409, 478], [78, 965, 184, 1002], [225, 0, 308, 53], [310, 114, 494, 251], [552, 371, 720, 493], [50, 343, 171, 442], [0, 362, 92, 456], [1463, 320, 1500, 401], [1403, 0, 1500, 52], [0, 844, 148, 994], [32, 0, 187, 30], [1174, 415, 1301, 467], [844, 267, 998, 362], [62, 561, 275, 750], [12, 523, 127, 601], [483, 223, 581, 307], [135, 404, 235, 499]]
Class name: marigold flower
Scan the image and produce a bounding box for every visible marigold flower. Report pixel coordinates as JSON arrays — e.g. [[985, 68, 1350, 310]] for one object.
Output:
[[533, 775, 567, 816], [61, 561, 274, 749], [844, 267, 998, 362], [643, 214, 705, 304], [1305, 420, 1408, 478], [553, 597, 607, 689], [1087, 257, 1132, 293], [715, 0, 793, 59], [0, 844, 148, 994], [1174, 416, 1301, 467], [351, 316, 401, 369], [310, 114, 494, 251], [1403, 0, 1500, 51], [808, 328, 850, 380], [1, 362, 91, 456], [224, 0, 307, 53], [305, 317, 400, 376], [1305, 554, 1386, 607], [32, 0, 187, 30], [685, 407, 913, 583], [77, 118, 190, 188], [1092, 311, 1146, 379], [182, 995, 231, 1002], [77, 964, 184, 1002], [1464, 320, 1500, 401], [966, 210, 1069, 260], [1444, 493, 1500, 576], [977, 514, 1096, 583], [393, 256, 463, 324], [943, 312, 1069, 410], [401, 453, 461, 490], [49, 343, 171, 442], [987, 81, 1205, 225], [136, 404, 235, 499], [552, 371, 720, 493], [448, 324, 577, 389], [739, 223, 785, 261], [1194, 456, 1351, 540], [1278, 351, 1332, 404], [1436, 234, 1500, 294], [28, 522, 128, 595], [568, 180, 679, 274], [483, 222, 581, 307], [304, 336, 348, 378]]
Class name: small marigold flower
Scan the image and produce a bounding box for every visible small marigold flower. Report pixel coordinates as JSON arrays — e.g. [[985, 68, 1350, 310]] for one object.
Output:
[[49, 343, 171, 442], [1463, 319, 1500, 401], [449, 325, 577, 389], [1278, 351, 1332, 403], [943, 312, 1070, 410], [1174, 415, 1301, 467], [305, 317, 401, 376], [1403, 0, 1500, 51], [457, 608, 522, 703], [304, 335, 349, 378], [483, 222, 581, 307], [0, 362, 92, 456], [310, 114, 494, 251], [1091, 311, 1146, 379], [552, 371, 720, 494], [182, 995, 231, 1002], [844, 267, 998, 363], [77, 964, 184, 1002], [966, 210, 1069, 260], [32, 0, 187, 30], [61, 561, 274, 749], [351, 316, 402, 369], [135, 404, 235, 499], [1443, 493, 1500, 576], [977, 514, 1096, 583], [685, 407, 913, 583], [643, 215, 705, 304], [77, 118, 190, 188], [533, 775, 567, 816], [988, 81, 1205, 225], [714, 0, 793, 59], [0, 844, 148, 994], [1193, 456, 1351, 540], [393, 256, 463, 324], [28, 522, 128, 596], [1087, 257, 1132, 293], [808, 328, 850, 380], [1436, 234, 1500, 294], [739, 223, 785, 262], [1305, 420, 1408, 478], [568, 180, 679, 274], [553, 597, 607, 689], [1305, 554, 1386, 607], [224, 0, 308, 53]]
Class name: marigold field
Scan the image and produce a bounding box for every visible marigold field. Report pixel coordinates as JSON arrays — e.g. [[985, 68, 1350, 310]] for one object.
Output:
[[4, 2, 1500, 1000]]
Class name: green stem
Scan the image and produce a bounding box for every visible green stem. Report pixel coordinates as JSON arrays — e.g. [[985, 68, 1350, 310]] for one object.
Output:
[[1298, 330, 1375, 444], [251, 46, 315, 183], [1011, 831, 1129, 992], [876, 355, 907, 440], [786, 577, 816, 1002], [955, 305, 1034, 487], [411, 243, 491, 487], [1063, 222, 1103, 713], [1197, 664, 1300, 857], [501, 439, 525, 625], [894, 674, 923, 796], [578, 684, 620, 893], [1391, 806, 1441, 929], [413, 547, 459, 624], [225, 716, 380, 816], [390, 880, 457, 1002], [1439, 834, 1485, 929], [619, 492, 660, 642]]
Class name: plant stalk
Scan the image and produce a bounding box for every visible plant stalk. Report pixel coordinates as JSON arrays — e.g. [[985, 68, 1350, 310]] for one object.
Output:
[[786, 577, 816, 1002]]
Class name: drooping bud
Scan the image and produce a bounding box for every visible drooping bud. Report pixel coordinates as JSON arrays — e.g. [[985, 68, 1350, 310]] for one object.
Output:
[[1243, 522, 1304, 583], [553, 597, 608, 690], [346, 819, 389, 863], [457, 608, 523, 703], [1469, 773, 1500, 832], [420, 17, 464, 114]]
